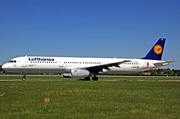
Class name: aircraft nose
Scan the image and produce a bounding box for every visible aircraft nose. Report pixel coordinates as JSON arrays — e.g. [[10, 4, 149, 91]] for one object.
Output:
[[2, 63, 10, 71]]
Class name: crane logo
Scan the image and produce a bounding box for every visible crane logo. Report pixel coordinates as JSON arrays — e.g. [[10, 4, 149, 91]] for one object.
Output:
[[154, 44, 163, 55]]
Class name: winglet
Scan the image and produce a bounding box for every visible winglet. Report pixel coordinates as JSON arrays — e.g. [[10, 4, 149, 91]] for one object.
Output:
[[142, 38, 166, 60]]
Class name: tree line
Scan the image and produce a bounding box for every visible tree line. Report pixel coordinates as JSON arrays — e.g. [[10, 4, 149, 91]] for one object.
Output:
[[0, 65, 180, 76], [147, 68, 180, 76]]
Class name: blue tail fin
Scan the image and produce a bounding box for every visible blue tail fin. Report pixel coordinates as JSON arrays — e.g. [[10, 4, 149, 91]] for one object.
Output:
[[142, 38, 166, 60]]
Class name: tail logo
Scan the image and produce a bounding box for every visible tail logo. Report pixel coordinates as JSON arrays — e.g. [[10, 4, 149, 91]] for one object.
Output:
[[154, 44, 163, 55]]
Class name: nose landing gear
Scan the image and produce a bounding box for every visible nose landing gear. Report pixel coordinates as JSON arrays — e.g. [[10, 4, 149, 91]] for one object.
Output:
[[22, 74, 26, 81]]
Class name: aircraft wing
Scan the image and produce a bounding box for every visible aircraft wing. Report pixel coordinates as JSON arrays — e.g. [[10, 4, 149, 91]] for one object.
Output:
[[80, 60, 131, 73], [154, 60, 177, 66]]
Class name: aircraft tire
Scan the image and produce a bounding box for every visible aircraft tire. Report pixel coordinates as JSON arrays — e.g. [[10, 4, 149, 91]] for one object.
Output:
[[22, 78, 26, 81], [22, 75, 26, 81], [92, 76, 98, 81]]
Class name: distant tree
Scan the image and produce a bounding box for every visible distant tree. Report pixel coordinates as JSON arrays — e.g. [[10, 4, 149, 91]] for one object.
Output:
[[163, 68, 173, 76], [176, 70, 180, 76], [172, 69, 180, 76], [149, 69, 158, 76], [156, 68, 164, 75], [147, 68, 179, 76]]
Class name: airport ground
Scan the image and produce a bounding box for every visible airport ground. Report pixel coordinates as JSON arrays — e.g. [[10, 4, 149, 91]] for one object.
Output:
[[0, 75, 180, 119]]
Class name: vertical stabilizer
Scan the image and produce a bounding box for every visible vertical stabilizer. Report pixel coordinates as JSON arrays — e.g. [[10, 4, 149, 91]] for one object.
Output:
[[142, 38, 166, 60]]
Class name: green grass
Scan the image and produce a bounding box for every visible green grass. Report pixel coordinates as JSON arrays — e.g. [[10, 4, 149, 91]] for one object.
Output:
[[0, 76, 180, 119]]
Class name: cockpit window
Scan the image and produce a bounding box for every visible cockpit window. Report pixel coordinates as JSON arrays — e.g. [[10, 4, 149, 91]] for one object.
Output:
[[8, 60, 16, 63], [9, 60, 13, 63]]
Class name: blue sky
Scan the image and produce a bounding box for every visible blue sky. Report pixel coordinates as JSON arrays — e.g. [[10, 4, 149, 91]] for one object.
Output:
[[0, 0, 180, 69]]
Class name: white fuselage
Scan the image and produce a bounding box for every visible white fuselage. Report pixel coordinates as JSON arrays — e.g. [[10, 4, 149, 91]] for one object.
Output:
[[2, 56, 168, 74]]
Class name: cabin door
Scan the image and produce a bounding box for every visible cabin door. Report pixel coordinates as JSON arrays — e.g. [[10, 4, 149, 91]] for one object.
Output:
[[59, 61, 63, 67], [22, 60, 27, 67]]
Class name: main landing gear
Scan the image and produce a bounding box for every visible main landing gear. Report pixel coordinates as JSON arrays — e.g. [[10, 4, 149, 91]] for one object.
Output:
[[83, 75, 98, 81], [92, 75, 98, 81], [22, 74, 26, 81]]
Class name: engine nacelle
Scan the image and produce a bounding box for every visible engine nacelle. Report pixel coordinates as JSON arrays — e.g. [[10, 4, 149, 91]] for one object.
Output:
[[71, 69, 90, 78], [62, 73, 72, 78], [62, 69, 90, 78]]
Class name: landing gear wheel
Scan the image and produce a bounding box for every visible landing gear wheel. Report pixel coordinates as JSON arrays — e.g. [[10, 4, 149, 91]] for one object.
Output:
[[92, 75, 98, 81], [22, 78, 26, 81], [22, 75, 26, 81]]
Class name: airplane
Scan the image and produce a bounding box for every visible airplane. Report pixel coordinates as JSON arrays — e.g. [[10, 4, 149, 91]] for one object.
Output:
[[2, 38, 176, 81]]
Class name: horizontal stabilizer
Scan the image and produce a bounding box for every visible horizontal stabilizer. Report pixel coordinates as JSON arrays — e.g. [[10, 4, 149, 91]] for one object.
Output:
[[154, 60, 177, 67]]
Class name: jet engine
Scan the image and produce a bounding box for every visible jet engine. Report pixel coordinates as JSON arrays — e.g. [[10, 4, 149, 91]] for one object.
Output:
[[62, 69, 90, 78]]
